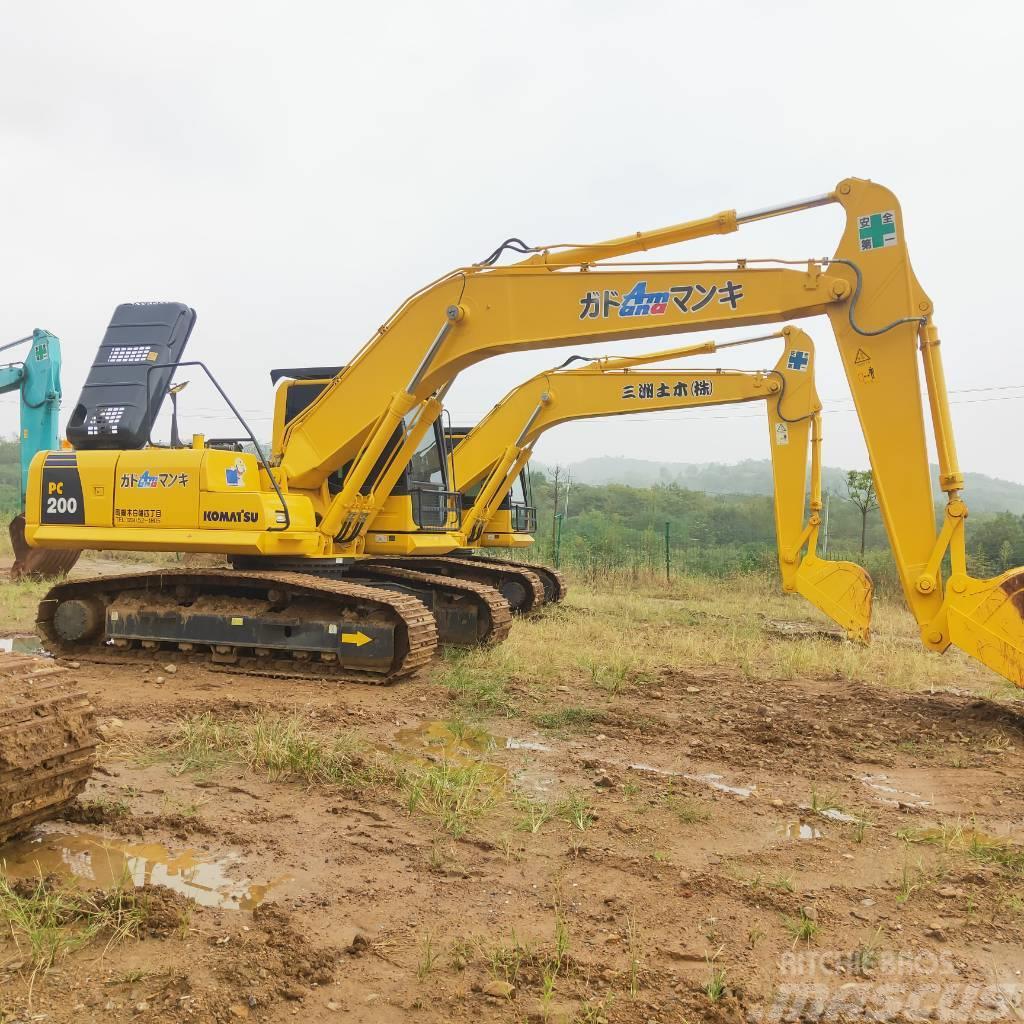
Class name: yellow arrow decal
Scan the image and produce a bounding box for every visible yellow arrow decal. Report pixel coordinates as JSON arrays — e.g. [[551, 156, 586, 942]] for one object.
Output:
[[341, 631, 373, 647]]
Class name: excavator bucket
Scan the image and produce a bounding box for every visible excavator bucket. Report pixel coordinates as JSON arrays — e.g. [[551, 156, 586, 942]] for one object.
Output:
[[9, 512, 81, 581], [945, 569, 1024, 688], [792, 553, 874, 642]]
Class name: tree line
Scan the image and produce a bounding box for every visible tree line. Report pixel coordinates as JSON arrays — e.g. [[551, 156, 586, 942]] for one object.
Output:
[[527, 464, 1024, 589]]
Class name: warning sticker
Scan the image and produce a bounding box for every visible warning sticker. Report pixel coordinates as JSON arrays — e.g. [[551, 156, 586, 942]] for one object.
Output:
[[854, 348, 871, 365], [775, 422, 789, 446]]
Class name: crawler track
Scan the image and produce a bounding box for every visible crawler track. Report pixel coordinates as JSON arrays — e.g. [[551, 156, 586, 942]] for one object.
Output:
[[363, 556, 545, 613], [37, 570, 438, 684], [0, 656, 97, 843], [354, 563, 513, 645], [474, 556, 568, 604]]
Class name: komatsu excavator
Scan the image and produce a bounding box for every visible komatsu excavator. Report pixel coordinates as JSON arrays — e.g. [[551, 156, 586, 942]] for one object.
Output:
[[440, 327, 872, 639], [22, 178, 1024, 689]]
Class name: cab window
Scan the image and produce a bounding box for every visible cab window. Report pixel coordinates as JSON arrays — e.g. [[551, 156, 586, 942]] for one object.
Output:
[[408, 420, 446, 488]]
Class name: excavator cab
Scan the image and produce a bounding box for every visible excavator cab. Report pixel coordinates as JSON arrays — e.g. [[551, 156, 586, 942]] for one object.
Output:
[[474, 467, 537, 548], [444, 424, 536, 547], [271, 372, 462, 544], [504, 469, 538, 537]]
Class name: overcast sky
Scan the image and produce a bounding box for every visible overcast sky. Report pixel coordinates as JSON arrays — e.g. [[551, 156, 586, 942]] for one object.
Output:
[[2, 1, 1022, 485]]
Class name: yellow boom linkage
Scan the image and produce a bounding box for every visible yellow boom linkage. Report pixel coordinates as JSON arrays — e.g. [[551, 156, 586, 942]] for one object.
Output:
[[24, 178, 1024, 685]]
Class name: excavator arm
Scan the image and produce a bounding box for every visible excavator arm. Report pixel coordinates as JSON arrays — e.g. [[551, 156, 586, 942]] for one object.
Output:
[[453, 333, 783, 511], [276, 177, 1024, 686], [452, 327, 872, 639]]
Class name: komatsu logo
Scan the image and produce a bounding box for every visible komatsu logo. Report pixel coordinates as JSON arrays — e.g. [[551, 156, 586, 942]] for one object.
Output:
[[203, 510, 260, 524]]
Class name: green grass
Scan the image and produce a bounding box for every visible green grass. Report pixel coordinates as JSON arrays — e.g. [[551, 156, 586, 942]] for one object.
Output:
[[850, 811, 873, 844], [783, 908, 819, 945], [579, 653, 633, 695], [401, 759, 500, 838], [0, 875, 145, 972], [0, 578, 51, 632], [626, 912, 643, 996], [417, 930, 439, 978], [558, 792, 595, 831], [665, 794, 711, 825], [532, 706, 607, 731], [705, 965, 727, 1003], [159, 711, 379, 787], [895, 861, 921, 904], [488, 570, 1001, 696], [67, 794, 132, 822], [515, 796, 554, 834], [483, 931, 533, 987], [897, 820, 1024, 874], [809, 788, 844, 814], [435, 649, 517, 718]]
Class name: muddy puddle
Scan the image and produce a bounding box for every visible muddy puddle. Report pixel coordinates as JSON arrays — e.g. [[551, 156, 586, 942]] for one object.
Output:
[[393, 721, 555, 795], [395, 720, 551, 757], [781, 821, 823, 840], [628, 762, 755, 799], [0, 635, 46, 655], [0, 824, 288, 910], [686, 771, 755, 799], [860, 772, 930, 808]]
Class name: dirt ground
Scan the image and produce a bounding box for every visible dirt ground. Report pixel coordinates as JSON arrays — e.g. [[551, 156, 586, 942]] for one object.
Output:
[[1, 568, 1023, 1024]]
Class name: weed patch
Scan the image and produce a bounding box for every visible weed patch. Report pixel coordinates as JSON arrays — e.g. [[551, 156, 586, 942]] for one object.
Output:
[[0, 875, 175, 973], [159, 712, 383, 788], [898, 820, 1024, 874], [532, 706, 607, 731], [436, 651, 517, 718], [400, 760, 499, 838]]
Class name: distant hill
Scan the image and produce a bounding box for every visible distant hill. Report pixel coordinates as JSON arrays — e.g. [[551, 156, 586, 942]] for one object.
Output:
[[541, 456, 1024, 516]]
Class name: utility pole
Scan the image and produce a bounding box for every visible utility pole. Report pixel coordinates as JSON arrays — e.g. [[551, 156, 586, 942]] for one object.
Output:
[[664, 521, 671, 581], [550, 465, 561, 561]]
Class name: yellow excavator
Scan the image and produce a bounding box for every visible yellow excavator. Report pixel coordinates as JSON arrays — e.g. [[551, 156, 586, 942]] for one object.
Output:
[[443, 327, 872, 639], [21, 177, 1024, 688]]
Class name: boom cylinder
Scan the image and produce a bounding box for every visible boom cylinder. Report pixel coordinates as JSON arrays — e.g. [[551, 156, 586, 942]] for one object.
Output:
[[918, 323, 964, 494]]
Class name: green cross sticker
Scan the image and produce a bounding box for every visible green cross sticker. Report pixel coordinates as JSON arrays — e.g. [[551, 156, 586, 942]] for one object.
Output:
[[858, 210, 897, 252]]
